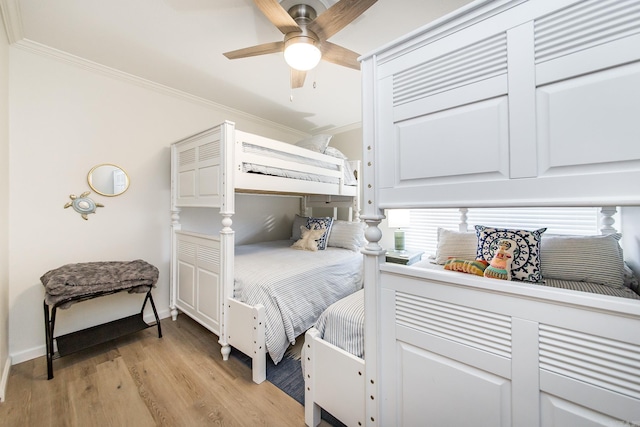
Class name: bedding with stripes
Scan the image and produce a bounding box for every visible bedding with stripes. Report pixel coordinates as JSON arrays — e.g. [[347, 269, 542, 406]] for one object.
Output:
[[234, 240, 363, 364], [313, 288, 365, 358]]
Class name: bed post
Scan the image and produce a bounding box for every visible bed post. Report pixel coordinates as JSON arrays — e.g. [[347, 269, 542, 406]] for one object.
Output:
[[361, 52, 384, 427], [219, 121, 236, 361], [170, 209, 181, 320], [304, 328, 322, 426], [169, 141, 182, 321]]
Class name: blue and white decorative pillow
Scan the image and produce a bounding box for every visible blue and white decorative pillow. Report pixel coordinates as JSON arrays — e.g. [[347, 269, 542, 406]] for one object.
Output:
[[306, 217, 334, 250], [475, 225, 547, 282]]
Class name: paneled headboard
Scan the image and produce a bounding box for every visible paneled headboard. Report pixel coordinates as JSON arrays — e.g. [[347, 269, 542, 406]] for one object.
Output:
[[362, 0, 640, 210]]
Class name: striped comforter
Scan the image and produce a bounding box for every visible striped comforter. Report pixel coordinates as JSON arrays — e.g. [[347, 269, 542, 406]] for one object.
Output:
[[234, 240, 363, 364], [314, 289, 365, 358]]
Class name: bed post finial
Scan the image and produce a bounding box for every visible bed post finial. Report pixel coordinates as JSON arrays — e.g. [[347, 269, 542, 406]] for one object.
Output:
[[600, 206, 617, 235], [459, 208, 469, 232]]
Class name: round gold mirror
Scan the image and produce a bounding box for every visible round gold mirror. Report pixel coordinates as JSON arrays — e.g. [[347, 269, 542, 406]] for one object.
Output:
[[87, 163, 130, 196]]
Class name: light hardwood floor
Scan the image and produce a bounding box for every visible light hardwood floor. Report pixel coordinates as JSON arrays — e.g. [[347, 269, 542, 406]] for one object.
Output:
[[0, 315, 331, 426]]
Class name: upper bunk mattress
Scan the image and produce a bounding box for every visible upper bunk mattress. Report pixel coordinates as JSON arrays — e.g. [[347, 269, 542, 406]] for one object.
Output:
[[241, 142, 357, 186]]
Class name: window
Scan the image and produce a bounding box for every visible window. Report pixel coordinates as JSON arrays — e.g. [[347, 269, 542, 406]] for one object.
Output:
[[400, 207, 617, 256]]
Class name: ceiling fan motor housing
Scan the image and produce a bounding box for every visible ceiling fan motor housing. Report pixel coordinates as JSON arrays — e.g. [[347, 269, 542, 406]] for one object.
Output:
[[285, 4, 320, 45], [284, 4, 322, 70], [287, 4, 318, 23]]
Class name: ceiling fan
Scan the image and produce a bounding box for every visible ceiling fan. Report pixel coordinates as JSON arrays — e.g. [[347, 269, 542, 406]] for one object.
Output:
[[223, 0, 378, 88]]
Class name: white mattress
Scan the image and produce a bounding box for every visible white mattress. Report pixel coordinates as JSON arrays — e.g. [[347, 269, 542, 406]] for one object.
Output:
[[241, 142, 357, 186], [234, 240, 363, 364]]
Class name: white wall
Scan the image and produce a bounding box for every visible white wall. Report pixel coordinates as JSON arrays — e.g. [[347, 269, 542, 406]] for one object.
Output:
[[8, 45, 305, 363], [330, 127, 362, 162], [0, 12, 11, 401]]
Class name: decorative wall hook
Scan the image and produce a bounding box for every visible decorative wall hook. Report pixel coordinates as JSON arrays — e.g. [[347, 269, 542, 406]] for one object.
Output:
[[64, 191, 104, 220]]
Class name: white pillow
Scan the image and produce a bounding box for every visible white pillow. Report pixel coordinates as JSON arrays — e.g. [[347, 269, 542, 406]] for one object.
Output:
[[324, 146, 348, 159], [540, 233, 625, 287], [328, 220, 365, 251], [295, 134, 332, 153], [434, 228, 478, 264]]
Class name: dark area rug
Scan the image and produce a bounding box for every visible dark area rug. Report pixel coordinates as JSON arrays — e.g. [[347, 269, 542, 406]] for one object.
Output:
[[231, 346, 346, 427]]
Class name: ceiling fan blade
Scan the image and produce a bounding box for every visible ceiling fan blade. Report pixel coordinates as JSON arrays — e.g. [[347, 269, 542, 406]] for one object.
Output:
[[308, 0, 378, 41], [291, 69, 307, 89], [254, 0, 300, 34], [321, 42, 360, 70], [223, 41, 284, 59]]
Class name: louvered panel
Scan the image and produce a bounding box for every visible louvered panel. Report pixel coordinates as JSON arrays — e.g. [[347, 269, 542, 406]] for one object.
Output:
[[198, 244, 219, 265], [179, 147, 196, 167], [539, 324, 640, 399], [396, 292, 512, 358], [198, 141, 220, 162], [535, 0, 640, 64], [393, 33, 507, 106], [178, 239, 196, 259]]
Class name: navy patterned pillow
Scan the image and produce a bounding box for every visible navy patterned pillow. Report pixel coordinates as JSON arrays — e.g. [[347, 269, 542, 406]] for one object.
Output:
[[306, 217, 334, 250], [475, 225, 547, 282]]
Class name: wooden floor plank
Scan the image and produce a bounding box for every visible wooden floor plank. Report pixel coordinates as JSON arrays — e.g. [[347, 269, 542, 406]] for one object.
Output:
[[0, 315, 336, 427], [95, 357, 156, 427]]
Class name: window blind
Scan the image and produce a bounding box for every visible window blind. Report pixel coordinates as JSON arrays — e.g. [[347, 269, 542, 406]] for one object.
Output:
[[402, 207, 611, 257]]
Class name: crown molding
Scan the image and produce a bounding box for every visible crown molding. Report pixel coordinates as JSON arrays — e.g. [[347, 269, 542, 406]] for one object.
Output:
[[0, 0, 23, 44], [13, 38, 309, 138], [329, 121, 362, 136]]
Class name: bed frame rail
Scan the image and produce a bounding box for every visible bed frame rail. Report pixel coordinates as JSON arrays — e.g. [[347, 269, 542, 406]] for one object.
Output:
[[305, 327, 365, 427], [225, 298, 266, 384]]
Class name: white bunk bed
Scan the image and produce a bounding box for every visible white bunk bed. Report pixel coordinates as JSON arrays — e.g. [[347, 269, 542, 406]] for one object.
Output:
[[305, 0, 640, 426], [304, 246, 640, 427], [169, 121, 362, 384]]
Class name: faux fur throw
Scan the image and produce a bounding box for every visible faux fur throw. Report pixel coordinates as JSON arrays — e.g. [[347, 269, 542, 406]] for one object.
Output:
[[41, 259, 159, 308], [291, 226, 326, 251]]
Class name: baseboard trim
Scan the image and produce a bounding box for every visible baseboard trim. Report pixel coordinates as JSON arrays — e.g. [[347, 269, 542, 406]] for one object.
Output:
[[10, 308, 171, 365], [0, 355, 11, 402]]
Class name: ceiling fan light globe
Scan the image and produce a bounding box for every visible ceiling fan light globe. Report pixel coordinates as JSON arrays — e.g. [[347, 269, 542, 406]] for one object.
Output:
[[284, 39, 321, 71]]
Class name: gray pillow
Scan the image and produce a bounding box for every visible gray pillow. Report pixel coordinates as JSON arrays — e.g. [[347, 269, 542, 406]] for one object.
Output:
[[291, 214, 309, 241], [540, 233, 624, 287]]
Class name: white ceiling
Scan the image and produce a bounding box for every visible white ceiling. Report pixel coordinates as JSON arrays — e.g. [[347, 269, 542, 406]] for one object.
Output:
[[7, 0, 473, 134]]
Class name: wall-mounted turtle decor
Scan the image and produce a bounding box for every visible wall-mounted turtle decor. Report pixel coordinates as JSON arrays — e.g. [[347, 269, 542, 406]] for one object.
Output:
[[64, 191, 104, 220]]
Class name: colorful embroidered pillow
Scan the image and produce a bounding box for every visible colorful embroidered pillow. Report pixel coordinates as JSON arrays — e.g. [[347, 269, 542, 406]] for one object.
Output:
[[475, 225, 546, 282], [483, 239, 516, 281], [443, 258, 488, 276], [291, 226, 326, 251], [306, 217, 334, 250]]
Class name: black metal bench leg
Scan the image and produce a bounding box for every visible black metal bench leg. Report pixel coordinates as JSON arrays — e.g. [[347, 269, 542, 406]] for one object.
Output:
[[141, 290, 162, 338], [44, 301, 55, 380]]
